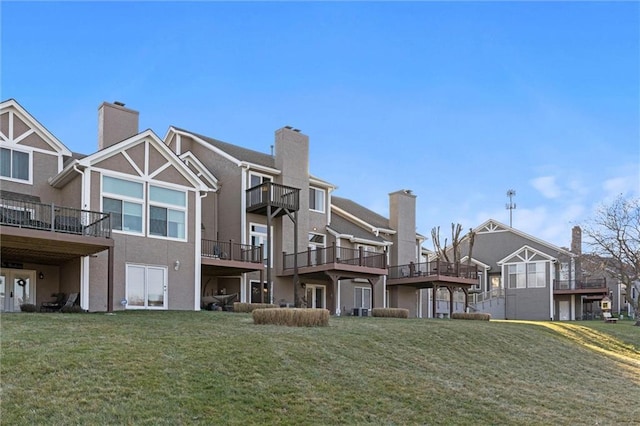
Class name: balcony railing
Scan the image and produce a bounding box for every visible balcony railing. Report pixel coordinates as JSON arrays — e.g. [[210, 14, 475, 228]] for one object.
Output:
[[0, 197, 111, 238], [388, 260, 478, 280], [283, 243, 387, 271], [469, 288, 505, 304], [553, 278, 607, 290], [201, 239, 263, 264], [246, 182, 300, 212]]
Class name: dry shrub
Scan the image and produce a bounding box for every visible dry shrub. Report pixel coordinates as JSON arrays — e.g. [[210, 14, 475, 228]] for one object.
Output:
[[451, 312, 491, 321], [371, 308, 409, 318], [233, 302, 277, 313], [253, 308, 330, 327]]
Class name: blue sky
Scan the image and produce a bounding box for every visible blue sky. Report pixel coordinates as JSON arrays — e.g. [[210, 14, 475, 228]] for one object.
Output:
[[2, 2, 638, 249]]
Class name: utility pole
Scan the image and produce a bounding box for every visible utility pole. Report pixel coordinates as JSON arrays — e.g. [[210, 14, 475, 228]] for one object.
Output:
[[506, 189, 516, 227]]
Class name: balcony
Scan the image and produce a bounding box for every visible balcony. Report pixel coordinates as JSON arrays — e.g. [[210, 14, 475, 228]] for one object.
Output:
[[281, 243, 387, 279], [201, 239, 264, 275], [387, 260, 479, 288], [553, 278, 608, 295], [246, 182, 300, 216], [0, 196, 113, 265]]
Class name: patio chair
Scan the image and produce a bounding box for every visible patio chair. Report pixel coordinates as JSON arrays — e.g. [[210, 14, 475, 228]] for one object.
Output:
[[40, 292, 78, 312]]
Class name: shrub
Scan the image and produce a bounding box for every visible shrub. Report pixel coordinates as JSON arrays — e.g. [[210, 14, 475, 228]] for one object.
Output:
[[233, 302, 277, 313], [252, 308, 330, 327], [371, 308, 409, 318], [20, 303, 38, 312], [60, 305, 84, 314], [451, 312, 491, 321]]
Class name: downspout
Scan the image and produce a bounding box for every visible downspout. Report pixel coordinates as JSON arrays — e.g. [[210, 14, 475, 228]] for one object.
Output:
[[195, 190, 207, 310], [550, 260, 556, 321], [73, 164, 91, 311], [240, 165, 248, 303]]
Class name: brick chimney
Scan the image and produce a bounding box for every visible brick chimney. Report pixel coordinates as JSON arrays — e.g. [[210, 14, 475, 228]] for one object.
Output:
[[571, 226, 582, 255], [98, 101, 139, 150]]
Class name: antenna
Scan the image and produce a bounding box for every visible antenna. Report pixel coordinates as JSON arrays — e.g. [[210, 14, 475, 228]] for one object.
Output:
[[506, 189, 516, 227]]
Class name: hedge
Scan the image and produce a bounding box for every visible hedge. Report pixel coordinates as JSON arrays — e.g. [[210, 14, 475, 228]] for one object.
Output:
[[451, 312, 491, 321], [371, 308, 409, 318], [233, 302, 277, 313]]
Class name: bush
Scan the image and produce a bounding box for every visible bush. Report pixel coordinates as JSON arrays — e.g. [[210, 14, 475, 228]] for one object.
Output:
[[371, 308, 409, 318], [60, 305, 84, 314], [20, 303, 38, 312], [253, 308, 330, 327], [233, 302, 277, 313], [451, 312, 491, 321]]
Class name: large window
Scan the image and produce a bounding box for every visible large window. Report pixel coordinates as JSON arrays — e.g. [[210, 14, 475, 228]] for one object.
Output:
[[508, 262, 546, 289], [354, 287, 371, 309], [149, 185, 186, 239], [309, 187, 325, 213], [0, 147, 30, 182], [102, 176, 144, 234]]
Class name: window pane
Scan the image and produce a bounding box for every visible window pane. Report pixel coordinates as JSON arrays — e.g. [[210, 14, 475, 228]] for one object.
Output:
[[355, 288, 363, 308], [149, 206, 167, 236], [127, 265, 146, 307], [123, 202, 142, 232], [363, 288, 371, 309], [103, 197, 123, 230], [12, 151, 29, 180], [0, 148, 10, 177], [147, 267, 165, 307], [168, 209, 185, 239], [310, 188, 325, 212], [103, 176, 143, 199], [150, 186, 186, 207]]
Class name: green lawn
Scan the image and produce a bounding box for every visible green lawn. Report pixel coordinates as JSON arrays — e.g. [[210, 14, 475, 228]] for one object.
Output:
[[1, 312, 638, 425]]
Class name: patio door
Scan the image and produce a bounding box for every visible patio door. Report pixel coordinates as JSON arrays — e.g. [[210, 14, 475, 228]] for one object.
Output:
[[0, 269, 37, 312], [126, 264, 167, 309], [559, 300, 570, 321], [305, 284, 325, 309]]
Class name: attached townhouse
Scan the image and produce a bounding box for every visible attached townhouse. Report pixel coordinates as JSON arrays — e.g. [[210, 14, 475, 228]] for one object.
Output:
[[1, 99, 479, 316]]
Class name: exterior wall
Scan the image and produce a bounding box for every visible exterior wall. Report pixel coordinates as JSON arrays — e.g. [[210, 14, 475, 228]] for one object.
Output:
[[98, 102, 139, 150], [505, 287, 550, 320], [389, 190, 417, 267], [86, 137, 199, 311]]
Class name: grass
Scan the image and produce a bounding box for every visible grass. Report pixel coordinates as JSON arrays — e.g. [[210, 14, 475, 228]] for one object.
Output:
[[1, 312, 639, 425]]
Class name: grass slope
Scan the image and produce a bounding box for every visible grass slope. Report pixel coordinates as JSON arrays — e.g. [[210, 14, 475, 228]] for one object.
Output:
[[2, 312, 638, 425]]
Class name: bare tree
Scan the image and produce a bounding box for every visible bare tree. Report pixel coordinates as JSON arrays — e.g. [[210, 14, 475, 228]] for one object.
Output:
[[583, 195, 640, 325], [431, 224, 473, 270]]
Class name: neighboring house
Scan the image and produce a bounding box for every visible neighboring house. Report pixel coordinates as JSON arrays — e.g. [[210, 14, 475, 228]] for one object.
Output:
[[456, 221, 612, 321]]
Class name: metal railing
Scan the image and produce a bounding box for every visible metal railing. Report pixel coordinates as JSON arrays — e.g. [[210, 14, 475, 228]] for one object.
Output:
[[201, 239, 263, 264], [283, 243, 387, 270], [553, 278, 607, 290], [246, 181, 300, 212], [388, 259, 478, 280], [469, 288, 505, 304], [0, 197, 111, 238]]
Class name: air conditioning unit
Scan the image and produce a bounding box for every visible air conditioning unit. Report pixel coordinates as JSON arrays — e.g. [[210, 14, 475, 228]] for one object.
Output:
[[352, 308, 369, 317]]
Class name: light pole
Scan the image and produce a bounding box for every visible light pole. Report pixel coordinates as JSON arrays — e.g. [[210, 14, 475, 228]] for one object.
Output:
[[506, 189, 516, 227]]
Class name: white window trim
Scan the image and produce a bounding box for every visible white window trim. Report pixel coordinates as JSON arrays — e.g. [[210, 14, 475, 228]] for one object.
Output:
[[250, 222, 273, 267], [125, 263, 168, 310], [101, 174, 146, 236], [505, 261, 547, 289], [0, 146, 33, 184], [354, 286, 371, 309], [248, 171, 272, 189], [148, 184, 188, 242], [309, 186, 326, 213]]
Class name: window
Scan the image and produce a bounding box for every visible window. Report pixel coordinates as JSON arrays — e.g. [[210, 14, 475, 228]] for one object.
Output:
[[508, 262, 546, 289], [309, 187, 325, 212], [250, 223, 271, 266], [102, 176, 144, 234], [0, 147, 30, 182], [249, 173, 271, 188], [508, 264, 526, 289], [527, 262, 546, 288], [355, 287, 371, 309], [149, 185, 186, 239]]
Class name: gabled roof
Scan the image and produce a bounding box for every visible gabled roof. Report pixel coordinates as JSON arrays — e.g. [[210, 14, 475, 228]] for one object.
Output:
[[51, 129, 208, 191], [331, 196, 392, 233], [497, 245, 559, 265], [471, 218, 575, 258], [168, 126, 276, 169], [0, 98, 72, 156], [327, 214, 390, 245]]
